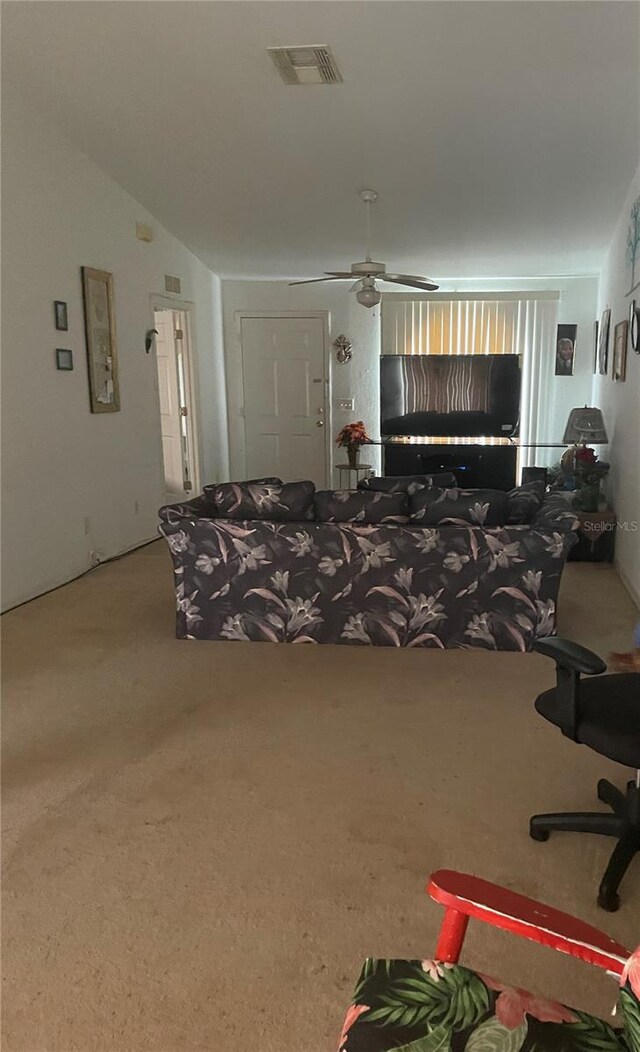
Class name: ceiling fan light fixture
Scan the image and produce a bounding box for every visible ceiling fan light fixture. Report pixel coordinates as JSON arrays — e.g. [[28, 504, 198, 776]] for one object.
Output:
[[355, 281, 381, 308]]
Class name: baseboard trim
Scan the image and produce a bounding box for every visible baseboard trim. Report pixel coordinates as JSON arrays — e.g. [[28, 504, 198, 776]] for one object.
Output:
[[615, 560, 640, 610]]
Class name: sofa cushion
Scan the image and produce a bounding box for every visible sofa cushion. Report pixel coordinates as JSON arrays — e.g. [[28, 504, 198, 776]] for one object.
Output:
[[203, 476, 281, 503], [359, 472, 457, 495], [314, 489, 409, 523], [339, 958, 626, 1052], [507, 480, 547, 524], [410, 486, 509, 526], [206, 479, 314, 521]]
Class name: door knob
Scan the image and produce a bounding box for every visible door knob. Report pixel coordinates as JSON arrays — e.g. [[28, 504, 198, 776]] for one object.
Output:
[[316, 420, 324, 428]]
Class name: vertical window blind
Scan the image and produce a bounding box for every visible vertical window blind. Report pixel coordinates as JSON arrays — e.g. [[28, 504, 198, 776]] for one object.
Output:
[[381, 294, 559, 459]]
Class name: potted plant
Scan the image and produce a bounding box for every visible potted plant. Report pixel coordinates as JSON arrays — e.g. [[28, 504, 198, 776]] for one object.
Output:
[[574, 446, 610, 512], [336, 420, 371, 468]]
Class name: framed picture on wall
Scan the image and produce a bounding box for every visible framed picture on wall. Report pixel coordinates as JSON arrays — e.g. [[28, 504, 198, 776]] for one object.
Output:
[[612, 320, 628, 382], [629, 298, 640, 354], [597, 307, 611, 375], [81, 267, 120, 413], [592, 320, 599, 373], [555, 323, 577, 375], [54, 300, 68, 331]]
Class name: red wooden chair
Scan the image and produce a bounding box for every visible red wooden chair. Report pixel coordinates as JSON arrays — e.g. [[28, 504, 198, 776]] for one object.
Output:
[[339, 870, 639, 1052]]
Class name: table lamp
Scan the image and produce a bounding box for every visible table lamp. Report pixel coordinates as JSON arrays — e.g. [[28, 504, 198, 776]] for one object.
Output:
[[561, 406, 608, 474]]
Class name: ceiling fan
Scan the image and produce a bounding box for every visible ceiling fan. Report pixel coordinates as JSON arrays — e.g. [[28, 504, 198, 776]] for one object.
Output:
[[289, 189, 439, 307]]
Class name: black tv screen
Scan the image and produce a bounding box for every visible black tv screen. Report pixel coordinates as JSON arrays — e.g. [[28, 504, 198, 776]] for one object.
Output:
[[380, 354, 521, 437]]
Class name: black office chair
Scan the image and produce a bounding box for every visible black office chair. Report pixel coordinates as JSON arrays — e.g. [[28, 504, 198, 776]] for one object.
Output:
[[529, 637, 640, 911]]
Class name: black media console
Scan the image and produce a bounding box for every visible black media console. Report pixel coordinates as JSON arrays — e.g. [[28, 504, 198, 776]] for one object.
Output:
[[383, 442, 517, 490]]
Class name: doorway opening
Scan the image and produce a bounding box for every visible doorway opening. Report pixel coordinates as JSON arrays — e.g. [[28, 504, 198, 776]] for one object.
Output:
[[153, 305, 200, 503]]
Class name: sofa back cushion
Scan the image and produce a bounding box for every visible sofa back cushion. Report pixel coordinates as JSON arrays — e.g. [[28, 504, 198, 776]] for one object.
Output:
[[203, 476, 280, 502], [206, 479, 314, 521], [410, 486, 509, 526], [359, 472, 457, 494], [314, 489, 409, 523], [507, 480, 546, 524]]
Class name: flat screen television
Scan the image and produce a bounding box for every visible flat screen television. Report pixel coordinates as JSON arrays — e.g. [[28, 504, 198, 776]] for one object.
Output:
[[380, 353, 521, 438]]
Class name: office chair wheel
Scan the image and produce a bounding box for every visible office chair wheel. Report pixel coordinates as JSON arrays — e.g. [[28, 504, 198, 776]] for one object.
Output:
[[597, 889, 620, 913], [529, 826, 550, 842]]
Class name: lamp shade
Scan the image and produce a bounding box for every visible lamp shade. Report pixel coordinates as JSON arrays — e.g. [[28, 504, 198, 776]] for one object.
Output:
[[563, 406, 608, 444]]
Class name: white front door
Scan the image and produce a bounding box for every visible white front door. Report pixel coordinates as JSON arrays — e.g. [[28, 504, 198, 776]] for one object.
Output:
[[154, 309, 196, 502], [240, 315, 327, 486]]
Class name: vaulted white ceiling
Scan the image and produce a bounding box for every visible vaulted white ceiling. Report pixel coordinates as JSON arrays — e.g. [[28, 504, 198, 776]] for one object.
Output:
[[3, 1, 638, 280]]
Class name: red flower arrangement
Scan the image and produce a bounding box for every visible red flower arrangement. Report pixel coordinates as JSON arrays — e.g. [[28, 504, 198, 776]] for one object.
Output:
[[336, 420, 370, 448], [575, 445, 597, 466], [336, 420, 371, 468]]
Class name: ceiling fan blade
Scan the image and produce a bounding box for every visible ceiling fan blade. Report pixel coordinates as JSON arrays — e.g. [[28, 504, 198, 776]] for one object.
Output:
[[288, 276, 347, 286], [382, 275, 439, 291], [324, 271, 356, 278]]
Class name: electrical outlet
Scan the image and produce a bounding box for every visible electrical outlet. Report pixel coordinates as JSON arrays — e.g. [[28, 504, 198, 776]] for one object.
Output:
[[338, 398, 354, 411]]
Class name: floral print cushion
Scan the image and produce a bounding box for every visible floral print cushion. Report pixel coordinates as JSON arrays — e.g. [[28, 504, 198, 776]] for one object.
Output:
[[359, 473, 458, 495], [158, 494, 216, 526], [620, 947, 640, 1051], [203, 479, 314, 521], [410, 487, 509, 527], [314, 490, 409, 524], [339, 959, 627, 1052], [507, 481, 547, 525]]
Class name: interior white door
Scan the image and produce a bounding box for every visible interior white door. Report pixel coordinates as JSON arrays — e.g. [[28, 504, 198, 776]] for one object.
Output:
[[241, 316, 327, 486], [155, 310, 188, 501]]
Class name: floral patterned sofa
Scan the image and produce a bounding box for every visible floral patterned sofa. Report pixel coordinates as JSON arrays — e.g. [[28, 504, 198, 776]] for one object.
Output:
[[158, 479, 578, 650]]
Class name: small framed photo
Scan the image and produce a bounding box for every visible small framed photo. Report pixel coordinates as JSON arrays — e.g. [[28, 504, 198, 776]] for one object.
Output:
[[629, 298, 640, 354], [54, 300, 68, 331], [612, 320, 628, 382], [598, 308, 611, 374], [55, 348, 73, 371], [555, 323, 577, 376]]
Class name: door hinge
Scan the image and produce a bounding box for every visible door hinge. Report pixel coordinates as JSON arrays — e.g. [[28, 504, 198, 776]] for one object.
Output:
[[184, 478, 193, 492], [180, 406, 188, 417], [175, 329, 183, 340]]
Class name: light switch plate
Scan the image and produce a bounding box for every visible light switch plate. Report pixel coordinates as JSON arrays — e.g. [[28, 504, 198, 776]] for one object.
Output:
[[338, 398, 354, 410]]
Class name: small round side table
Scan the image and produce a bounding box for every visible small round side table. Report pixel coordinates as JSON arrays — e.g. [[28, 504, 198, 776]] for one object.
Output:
[[336, 463, 373, 490]]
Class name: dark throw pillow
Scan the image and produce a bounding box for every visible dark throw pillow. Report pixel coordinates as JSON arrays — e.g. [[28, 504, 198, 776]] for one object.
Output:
[[203, 476, 281, 504], [314, 489, 409, 523], [507, 480, 546, 524], [207, 479, 315, 521], [358, 472, 457, 495], [410, 486, 509, 526]]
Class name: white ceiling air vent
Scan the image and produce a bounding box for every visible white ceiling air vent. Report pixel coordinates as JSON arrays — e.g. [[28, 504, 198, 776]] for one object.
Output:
[[268, 45, 342, 85]]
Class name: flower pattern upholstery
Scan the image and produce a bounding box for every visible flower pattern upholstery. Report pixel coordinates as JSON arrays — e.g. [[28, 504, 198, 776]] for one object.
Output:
[[158, 494, 578, 649], [339, 957, 637, 1052]]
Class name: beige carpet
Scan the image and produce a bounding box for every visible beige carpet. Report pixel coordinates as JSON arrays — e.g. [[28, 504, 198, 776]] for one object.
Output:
[[2, 542, 639, 1051]]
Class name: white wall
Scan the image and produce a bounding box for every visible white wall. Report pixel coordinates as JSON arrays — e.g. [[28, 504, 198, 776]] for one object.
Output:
[[592, 165, 640, 605], [222, 276, 597, 481], [1, 95, 229, 610]]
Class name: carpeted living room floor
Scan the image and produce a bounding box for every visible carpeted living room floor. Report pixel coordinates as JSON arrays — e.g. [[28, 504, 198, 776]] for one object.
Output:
[[2, 541, 639, 1051]]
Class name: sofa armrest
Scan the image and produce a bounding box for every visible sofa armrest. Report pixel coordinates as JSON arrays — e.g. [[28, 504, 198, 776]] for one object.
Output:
[[428, 870, 629, 974], [158, 494, 214, 525], [531, 495, 579, 533]]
